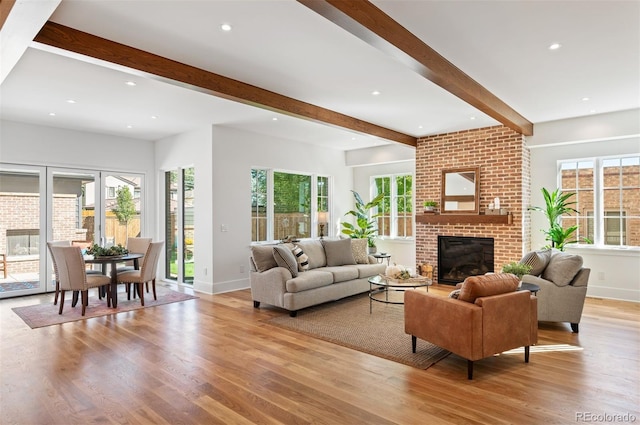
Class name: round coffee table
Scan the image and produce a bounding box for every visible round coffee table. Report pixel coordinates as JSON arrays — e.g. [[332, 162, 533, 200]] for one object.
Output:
[[368, 275, 432, 313]]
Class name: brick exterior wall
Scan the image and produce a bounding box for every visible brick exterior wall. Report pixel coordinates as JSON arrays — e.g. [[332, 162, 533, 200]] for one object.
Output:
[[415, 125, 531, 283]]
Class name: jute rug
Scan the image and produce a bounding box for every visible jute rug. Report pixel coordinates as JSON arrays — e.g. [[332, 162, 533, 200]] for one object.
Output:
[[12, 285, 197, 329], [267, 294, 450, 369]]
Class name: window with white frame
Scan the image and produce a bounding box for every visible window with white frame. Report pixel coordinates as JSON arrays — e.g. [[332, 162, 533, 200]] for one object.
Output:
[[559, 155, 639, 248], [251, 169, 331, 243], [372, 173, 413, 238]]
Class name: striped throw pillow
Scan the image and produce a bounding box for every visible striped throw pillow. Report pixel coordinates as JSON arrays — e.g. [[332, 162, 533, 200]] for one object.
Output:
[[292, 245, 309, 272]]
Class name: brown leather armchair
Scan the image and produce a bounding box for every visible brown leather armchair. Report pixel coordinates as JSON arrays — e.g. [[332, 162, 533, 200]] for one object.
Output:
[[404, 273, 537, 379]]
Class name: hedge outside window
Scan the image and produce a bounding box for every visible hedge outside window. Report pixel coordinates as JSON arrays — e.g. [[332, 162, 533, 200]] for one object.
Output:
[[251, 169, 331, 243]]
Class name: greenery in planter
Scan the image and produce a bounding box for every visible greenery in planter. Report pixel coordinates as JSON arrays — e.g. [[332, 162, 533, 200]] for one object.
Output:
[[341, 190, 384, 248], [501, 262, 532, 280], [528, 187, 591, 251], [423, 200, 438, 208], [86, 244, 128, 257]]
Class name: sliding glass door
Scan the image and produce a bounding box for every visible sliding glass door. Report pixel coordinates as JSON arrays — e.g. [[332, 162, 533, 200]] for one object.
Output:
[[0, 165, 46, 298], [0, 164, 145, 299]]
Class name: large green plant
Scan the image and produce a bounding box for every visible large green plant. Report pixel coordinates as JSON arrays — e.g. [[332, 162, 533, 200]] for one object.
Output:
[[529, 187, 589, 251], [341, 190, 384, 246]]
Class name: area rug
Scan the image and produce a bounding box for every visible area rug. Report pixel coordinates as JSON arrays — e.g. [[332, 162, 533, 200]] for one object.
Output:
[[267, 294, 450, 369], [12, 286, 197, 329]]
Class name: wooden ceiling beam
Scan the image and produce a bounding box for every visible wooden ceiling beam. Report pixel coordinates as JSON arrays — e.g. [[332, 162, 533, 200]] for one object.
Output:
[[33, 21, 417, 147], [298, 0, 534, 136]]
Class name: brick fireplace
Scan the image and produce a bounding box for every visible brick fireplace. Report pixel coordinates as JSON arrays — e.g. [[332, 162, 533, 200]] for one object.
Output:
[[415, 125, 531, 283]]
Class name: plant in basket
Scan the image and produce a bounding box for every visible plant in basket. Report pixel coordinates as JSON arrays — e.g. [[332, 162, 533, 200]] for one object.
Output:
[[86, 244, 128, 257]]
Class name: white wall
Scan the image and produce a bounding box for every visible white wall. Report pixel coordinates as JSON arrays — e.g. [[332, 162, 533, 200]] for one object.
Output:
[[351, 147, 416, 272], [155, 126, 214, 294], [208, 126, 354, 293], [156, 125, 356, 294], [0, 119, 156, 236], [527, 109, 640, 302]]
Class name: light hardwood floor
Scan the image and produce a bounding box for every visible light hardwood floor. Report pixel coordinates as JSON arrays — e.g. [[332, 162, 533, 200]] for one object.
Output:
[[1, 283, 638, 425]]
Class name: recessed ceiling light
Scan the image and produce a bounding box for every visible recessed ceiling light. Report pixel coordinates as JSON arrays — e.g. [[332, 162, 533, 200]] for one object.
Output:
[[590, 109, 597, 114], [48, 112, 56, 116], [126, 125, 133, 129], [418, 125, 423, 129], [151, 115, 157, 119], [470, 116, 476, 120], [220, 23, 232, 31], [272, 117, 278, 121], [66, 99, 76, 104], [582, 97, 590, 102], [548, 43, 562, 50], [371, 90, 381, 96], [125, 81, 136, 86]]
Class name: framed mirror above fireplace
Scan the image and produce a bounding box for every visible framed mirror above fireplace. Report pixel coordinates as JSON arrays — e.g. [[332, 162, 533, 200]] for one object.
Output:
[[441, 167, 480, 214]]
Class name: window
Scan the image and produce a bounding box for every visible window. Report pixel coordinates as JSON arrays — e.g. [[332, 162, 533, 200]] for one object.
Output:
[[164, 167, 195, 284], [559, 155, 639, 247], [251, 169, 330, 242], [6, 229, 39, 256], [372, 173, 413, 238]]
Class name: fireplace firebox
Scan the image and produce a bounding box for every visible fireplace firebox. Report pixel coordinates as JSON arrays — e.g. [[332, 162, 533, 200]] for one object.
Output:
[[438, 236, 494, 285]]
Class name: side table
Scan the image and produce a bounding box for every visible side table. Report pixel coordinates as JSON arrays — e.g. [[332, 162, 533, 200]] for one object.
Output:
[[519, 282, 540, 295], [372, 253, 391, 266]]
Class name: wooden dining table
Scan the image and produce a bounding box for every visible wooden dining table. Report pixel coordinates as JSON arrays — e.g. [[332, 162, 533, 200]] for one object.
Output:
[[85, 253, 143, 308]]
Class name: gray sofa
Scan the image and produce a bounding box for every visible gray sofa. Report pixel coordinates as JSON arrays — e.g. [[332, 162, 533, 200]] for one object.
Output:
[[250, 238, 386, 316], [519, 248, 590, 332]]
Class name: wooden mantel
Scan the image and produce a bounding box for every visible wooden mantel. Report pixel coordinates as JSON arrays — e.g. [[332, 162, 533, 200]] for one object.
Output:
[[416, 213, 512, 225]]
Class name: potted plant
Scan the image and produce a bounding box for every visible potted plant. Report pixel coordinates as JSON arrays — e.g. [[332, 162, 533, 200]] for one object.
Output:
[[529, 188, 591, 251], [341, 190, 384, 253], [423, 200, 437, 212], [501, 261, 532, 281]]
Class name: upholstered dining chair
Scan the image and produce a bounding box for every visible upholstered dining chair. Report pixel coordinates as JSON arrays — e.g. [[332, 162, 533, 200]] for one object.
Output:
[[118, 237, 152, 295], [48, 245, 111, 316], [117, 241, 164, 306], [47, 240, 71, 305], [118, 237, 152, 273]]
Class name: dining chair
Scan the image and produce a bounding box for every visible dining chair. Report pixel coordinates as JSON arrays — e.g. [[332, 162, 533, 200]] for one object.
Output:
[[0, 252, 7, 279], [117, 241, 164, 306], [47, 240, 71, 305], [48, 245, 111, 316], [117, 237, 152, 295]]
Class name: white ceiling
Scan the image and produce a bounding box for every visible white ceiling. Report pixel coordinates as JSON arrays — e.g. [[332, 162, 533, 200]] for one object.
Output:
[[1, 0, 638, 151]]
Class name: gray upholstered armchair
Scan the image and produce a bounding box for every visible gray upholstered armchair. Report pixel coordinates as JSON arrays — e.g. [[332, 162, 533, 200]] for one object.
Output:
[[519, 249, 590, 332]]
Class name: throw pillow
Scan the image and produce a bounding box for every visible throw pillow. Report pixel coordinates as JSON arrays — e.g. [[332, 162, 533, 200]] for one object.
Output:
[[295, 240, 326, 269], [250, 245, 278, 272], [519, 249, 552, 276], [542, 252, 583, 286], [457, 273, 519, 303], [351, 238, 369, 264], [322, 238, 356, 267], [291, 245, 309, 272], [273, 245, 298, 277]]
